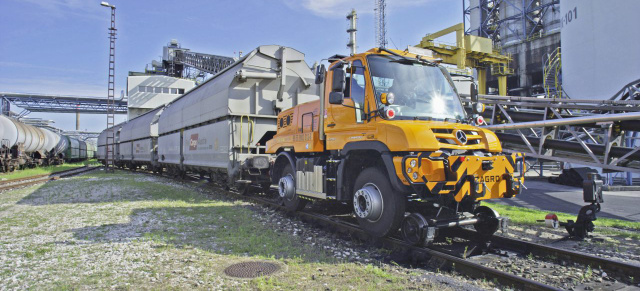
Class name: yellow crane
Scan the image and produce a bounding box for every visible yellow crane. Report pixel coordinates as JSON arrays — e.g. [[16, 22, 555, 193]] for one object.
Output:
[[416, 23, 512, 96]]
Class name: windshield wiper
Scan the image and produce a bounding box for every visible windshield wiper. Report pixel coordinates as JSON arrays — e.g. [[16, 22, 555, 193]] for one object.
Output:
[[379, 47, 437, 67]]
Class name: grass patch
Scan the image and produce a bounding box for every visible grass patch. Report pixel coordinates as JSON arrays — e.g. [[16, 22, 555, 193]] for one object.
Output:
[[483, 202, 640, 238], [0, 171, 456, 290], [0, 159, 99, 180]]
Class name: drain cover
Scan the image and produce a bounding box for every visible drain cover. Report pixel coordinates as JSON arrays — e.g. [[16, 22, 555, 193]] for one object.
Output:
[[224, 261, 280, 278]]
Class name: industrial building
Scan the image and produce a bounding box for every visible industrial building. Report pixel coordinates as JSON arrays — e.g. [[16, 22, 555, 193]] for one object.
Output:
[[464, 0, 561, 97], [464, 0, 639, 100]]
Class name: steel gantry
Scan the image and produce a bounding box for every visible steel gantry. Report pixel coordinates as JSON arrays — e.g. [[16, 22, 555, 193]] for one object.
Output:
[[416, 23, 513, 96], [462, 93, 640, 184], [0, 92, 127, 114]]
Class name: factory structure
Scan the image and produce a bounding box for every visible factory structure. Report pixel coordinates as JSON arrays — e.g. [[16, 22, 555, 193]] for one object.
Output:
[[464, 0, 639, 100], [1, 0, 638, 187], [125, 40, 236, 119]]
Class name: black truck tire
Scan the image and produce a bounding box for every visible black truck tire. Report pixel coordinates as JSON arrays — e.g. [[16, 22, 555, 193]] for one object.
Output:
[[353, 167, 406, 238]]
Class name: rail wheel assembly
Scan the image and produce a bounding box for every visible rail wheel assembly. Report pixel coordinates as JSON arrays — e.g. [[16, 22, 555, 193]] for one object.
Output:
[[352, 167, 405, 238], [473, 205, 501, 237], [277, 164, 307, 211]]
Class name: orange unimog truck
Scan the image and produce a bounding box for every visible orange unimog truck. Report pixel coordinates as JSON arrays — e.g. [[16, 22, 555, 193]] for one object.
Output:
[[266, 47, 524, 245]]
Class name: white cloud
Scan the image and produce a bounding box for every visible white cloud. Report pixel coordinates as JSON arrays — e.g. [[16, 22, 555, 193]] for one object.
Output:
[[285, 0, 432, 18]]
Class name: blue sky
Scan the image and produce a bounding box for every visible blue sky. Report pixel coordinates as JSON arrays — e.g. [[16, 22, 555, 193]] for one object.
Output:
[[0, 0, 461, 132]]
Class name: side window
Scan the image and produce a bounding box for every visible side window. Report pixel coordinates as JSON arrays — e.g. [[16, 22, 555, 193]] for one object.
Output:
[[346, 60, 366, 123], [349, 60, 366, 108]]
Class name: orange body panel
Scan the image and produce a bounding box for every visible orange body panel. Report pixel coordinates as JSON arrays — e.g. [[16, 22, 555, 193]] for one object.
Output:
[[266, 47, 523, 202]]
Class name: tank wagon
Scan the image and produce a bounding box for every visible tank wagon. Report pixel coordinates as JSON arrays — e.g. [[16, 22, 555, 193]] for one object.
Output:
[[101, 45, 524, 243], [86, 143, 97, 159], [0, 115, 74, 171]]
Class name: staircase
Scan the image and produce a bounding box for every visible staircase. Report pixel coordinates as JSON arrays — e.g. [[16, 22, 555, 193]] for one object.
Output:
[[543, 47, 562, 99]]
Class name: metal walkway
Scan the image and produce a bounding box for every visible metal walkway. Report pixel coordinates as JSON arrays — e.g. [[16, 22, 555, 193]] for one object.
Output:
[[174, 50, 235, 76], [0, 92, 128, 115]]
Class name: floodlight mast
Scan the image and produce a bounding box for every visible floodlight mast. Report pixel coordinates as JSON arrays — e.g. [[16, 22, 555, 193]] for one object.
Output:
[[101, 2, 116, 173]]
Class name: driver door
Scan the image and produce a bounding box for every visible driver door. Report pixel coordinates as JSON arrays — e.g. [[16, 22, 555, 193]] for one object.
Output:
[[325, 59, 377, 150]]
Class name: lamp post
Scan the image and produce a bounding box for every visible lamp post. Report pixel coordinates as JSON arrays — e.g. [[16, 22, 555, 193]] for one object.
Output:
[[101, 2, 116, 172]]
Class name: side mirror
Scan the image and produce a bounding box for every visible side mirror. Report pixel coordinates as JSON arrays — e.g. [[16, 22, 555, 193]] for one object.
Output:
[[329, 92, 344, 105], [315, 64, 326, 85], [332, 69, 346, 92], [470, 83, 478, 103]]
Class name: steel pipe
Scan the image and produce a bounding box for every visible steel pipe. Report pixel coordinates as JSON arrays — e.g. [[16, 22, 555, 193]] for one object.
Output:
[[497, 133, 640, 160], [482, 112, 640, 131], [475, 110, 640, 132], [460, 93, 640, 106]]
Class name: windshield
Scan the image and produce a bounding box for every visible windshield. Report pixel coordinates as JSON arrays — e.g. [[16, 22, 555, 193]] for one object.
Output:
[[367, 55, 466, 121]]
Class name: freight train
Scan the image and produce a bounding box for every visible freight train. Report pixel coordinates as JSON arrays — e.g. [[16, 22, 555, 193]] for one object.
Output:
[[98, 45, 524, 244], [0, 115, 92, 172]]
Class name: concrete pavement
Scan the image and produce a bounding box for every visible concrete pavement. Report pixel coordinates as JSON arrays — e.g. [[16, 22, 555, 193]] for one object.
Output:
[[494, 180, 640, 222]]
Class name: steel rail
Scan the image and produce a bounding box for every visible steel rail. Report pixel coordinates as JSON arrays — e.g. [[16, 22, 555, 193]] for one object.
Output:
[[231, 194, 559, 291], [186, 179, 557, 290], [126, 168, 637, 289], [0, 166, 96, 191], [455, 229, 640, 282]]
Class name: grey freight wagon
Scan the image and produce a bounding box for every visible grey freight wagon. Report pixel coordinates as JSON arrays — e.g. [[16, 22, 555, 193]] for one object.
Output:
[[116, 107, 163, 171], [157, 45, 318, 188]]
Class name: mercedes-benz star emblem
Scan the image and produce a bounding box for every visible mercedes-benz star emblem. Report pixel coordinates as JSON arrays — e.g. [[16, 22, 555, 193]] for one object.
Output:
[[455, 130, 468, 145]]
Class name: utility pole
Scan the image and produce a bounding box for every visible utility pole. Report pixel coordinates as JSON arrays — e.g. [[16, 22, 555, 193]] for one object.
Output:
[[101, 1, 116, 172], [374, 0, 387, 48]]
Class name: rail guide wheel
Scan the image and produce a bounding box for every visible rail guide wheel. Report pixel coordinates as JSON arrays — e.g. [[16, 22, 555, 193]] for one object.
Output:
[[473, 206, 501, 237], [401, 213, 436, 246]]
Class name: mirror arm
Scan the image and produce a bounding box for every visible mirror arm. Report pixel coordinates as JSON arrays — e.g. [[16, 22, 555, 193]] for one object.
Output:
[[339, 104, 359, 110]]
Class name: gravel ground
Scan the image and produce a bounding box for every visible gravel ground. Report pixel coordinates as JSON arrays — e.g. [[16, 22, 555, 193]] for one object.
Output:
[[3, 169, 637, 290], [0, 170, 497, 290], [497, 225, 640, 267]]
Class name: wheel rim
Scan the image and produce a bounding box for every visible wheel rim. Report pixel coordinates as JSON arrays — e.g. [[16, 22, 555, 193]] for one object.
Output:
[[353, 183, 384, 222], [278, 174, 295, 200]]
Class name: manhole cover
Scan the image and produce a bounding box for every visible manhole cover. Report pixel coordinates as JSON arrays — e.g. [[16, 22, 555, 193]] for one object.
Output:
[[224, 261, 281, 278]]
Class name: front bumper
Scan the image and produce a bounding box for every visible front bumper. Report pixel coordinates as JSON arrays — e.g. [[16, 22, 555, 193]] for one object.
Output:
[[393, 151, 524, 202]]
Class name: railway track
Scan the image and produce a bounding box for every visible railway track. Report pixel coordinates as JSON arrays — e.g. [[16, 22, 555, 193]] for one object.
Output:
[[0, 166, 97, 192], [125, 168, 640, 290], [455, 228, 640, 282]]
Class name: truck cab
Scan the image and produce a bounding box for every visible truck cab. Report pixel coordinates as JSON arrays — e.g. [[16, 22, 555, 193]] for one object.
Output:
[[266, 48, 524, 243]]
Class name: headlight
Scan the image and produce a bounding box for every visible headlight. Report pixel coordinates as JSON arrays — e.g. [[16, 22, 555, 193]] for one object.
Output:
[[474, 103, 485, 114], [381, 92, 395, 105], [410, 160, 417, 167], [251, 156, 270, 169], [407, 167, 412, 173], [412, 172, 419, 180], [386, 92, 395, 105]]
